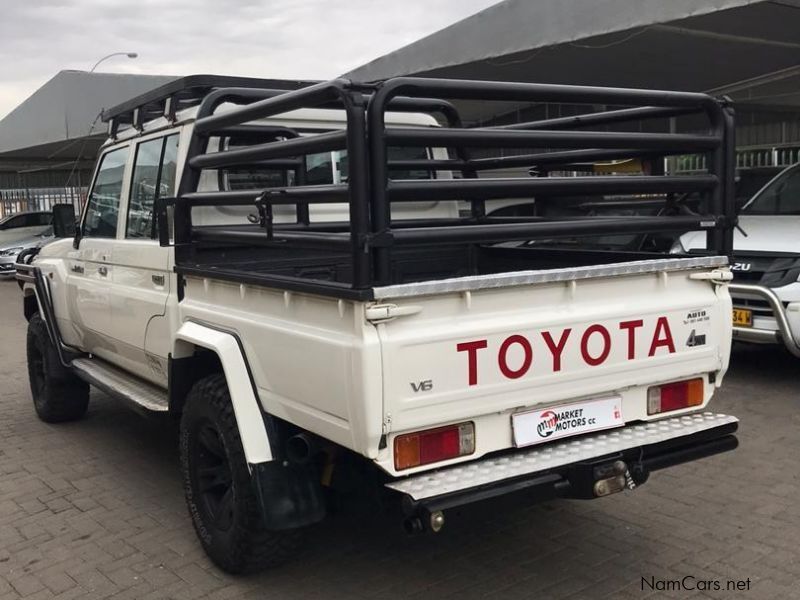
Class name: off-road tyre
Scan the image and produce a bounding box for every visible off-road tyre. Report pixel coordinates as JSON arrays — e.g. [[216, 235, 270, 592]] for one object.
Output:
[[26, 313, 89, 423], [180, 373, 301, 573]]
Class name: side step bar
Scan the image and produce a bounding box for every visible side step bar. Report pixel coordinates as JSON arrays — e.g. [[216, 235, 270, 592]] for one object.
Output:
[[72, 358, 169, 414]]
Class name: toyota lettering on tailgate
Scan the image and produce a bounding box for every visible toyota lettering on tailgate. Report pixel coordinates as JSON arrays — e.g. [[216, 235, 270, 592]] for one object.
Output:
[[456, 317, 675, 386]]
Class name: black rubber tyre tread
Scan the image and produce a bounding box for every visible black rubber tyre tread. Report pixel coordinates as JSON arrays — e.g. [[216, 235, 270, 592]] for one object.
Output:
[[26, 313, 89, 423], [179, 373, 302, 574]]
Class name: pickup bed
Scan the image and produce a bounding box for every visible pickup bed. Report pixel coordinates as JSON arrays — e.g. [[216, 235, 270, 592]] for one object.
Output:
[[19, 74, 739, 574]]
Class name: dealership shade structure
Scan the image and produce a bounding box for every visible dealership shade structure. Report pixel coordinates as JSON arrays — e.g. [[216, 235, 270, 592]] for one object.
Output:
[[346, 0, 800, 124], [0, 71, 176, 189]]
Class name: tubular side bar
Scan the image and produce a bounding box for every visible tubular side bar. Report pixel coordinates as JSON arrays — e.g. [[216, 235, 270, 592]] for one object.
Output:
[[729, 283, 800, 357]]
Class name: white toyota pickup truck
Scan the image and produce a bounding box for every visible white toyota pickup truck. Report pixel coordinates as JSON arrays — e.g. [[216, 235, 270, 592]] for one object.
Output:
[[677, 162, 800, 357], [18, 75, 739, 573]]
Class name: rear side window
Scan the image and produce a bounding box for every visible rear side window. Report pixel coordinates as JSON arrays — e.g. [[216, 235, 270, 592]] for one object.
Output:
[[127, 135, 179, 238], [83, 147, 129, 238]]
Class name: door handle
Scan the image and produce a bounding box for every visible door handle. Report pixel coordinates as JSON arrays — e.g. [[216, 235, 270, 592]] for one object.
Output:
[[98, 266, 108, 277]]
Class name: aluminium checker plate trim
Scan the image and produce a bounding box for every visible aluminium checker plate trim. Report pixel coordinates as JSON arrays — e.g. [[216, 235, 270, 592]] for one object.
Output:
[[385, 412, 738, 500], [373, 256, 729, 299]]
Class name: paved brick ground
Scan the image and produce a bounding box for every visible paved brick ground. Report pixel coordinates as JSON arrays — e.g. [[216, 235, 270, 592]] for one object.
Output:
[[0, 280, 798, 599]]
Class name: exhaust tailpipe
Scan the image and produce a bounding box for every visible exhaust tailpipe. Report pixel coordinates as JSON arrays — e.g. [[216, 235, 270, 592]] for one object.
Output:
[[285, 433, 317, 464]]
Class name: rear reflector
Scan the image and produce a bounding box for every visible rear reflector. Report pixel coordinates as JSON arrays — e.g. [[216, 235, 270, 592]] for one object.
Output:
[[647, 378, 704, 415], [394, 422, 475, 471]]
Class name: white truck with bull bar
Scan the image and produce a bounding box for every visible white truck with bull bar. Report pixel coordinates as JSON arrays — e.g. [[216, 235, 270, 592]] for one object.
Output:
[[18, 74, 739, 573], [677, 161, 800, 358]]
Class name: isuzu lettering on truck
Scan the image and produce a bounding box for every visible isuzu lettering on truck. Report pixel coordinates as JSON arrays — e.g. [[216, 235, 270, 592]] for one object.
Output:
[[17, 75, 739, 573]]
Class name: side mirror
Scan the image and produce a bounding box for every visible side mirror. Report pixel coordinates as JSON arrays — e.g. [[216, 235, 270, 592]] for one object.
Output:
[[52, 204, 77, 238]]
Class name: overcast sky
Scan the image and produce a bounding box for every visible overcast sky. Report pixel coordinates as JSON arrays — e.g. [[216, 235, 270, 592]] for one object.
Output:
[[0, 0, 500, 119]]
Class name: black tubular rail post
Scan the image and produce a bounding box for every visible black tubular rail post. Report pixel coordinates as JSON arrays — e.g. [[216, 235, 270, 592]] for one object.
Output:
[[366, 77, 735, 285], [722, 100, 737, 254]]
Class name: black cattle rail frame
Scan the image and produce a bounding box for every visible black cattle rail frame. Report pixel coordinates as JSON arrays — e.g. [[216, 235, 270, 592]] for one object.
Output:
[[122, 76, 735, 300]]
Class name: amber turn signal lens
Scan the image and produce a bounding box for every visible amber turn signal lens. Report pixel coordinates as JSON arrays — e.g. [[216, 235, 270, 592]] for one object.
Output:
[[394, 422, 475, 471], [647, 378, 704, 415]]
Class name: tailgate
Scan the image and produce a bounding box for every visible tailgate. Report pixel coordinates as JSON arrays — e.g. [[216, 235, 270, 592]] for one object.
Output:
[[372, 257, 731, 468]]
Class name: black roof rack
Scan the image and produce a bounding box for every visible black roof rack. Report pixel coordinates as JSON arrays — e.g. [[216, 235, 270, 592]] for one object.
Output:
[[102, 74, 319, 136]]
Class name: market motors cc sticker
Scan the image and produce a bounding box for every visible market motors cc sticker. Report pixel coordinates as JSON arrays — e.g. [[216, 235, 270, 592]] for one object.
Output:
[[513, 397, 624, 447]]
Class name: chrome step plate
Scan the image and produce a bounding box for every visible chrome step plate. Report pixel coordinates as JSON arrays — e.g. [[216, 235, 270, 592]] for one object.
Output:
[[71, 357, 169, 413], [386, 412, 738, 501]]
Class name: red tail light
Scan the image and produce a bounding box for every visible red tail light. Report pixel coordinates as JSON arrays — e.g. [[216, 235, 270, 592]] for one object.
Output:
[[647, 378, 704, 415], [394, 422, 475, 471]]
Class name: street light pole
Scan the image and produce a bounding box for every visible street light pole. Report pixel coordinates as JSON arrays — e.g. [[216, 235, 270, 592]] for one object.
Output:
[[89, 52, 138, 73]]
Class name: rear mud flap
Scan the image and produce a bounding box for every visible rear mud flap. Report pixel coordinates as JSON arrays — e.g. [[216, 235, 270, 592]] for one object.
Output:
[[251, 461, 326, 530]]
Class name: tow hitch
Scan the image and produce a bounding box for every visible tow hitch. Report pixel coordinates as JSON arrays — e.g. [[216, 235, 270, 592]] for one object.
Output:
[[563, 458, 646, 500]]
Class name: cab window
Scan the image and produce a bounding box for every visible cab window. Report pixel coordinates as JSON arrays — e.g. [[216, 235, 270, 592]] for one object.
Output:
[[127, 135, 178, 238], [83, 147, 128, 238]]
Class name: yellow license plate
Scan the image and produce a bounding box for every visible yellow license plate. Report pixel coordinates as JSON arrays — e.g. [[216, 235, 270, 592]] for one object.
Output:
[[732, 308, 752, 327]]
